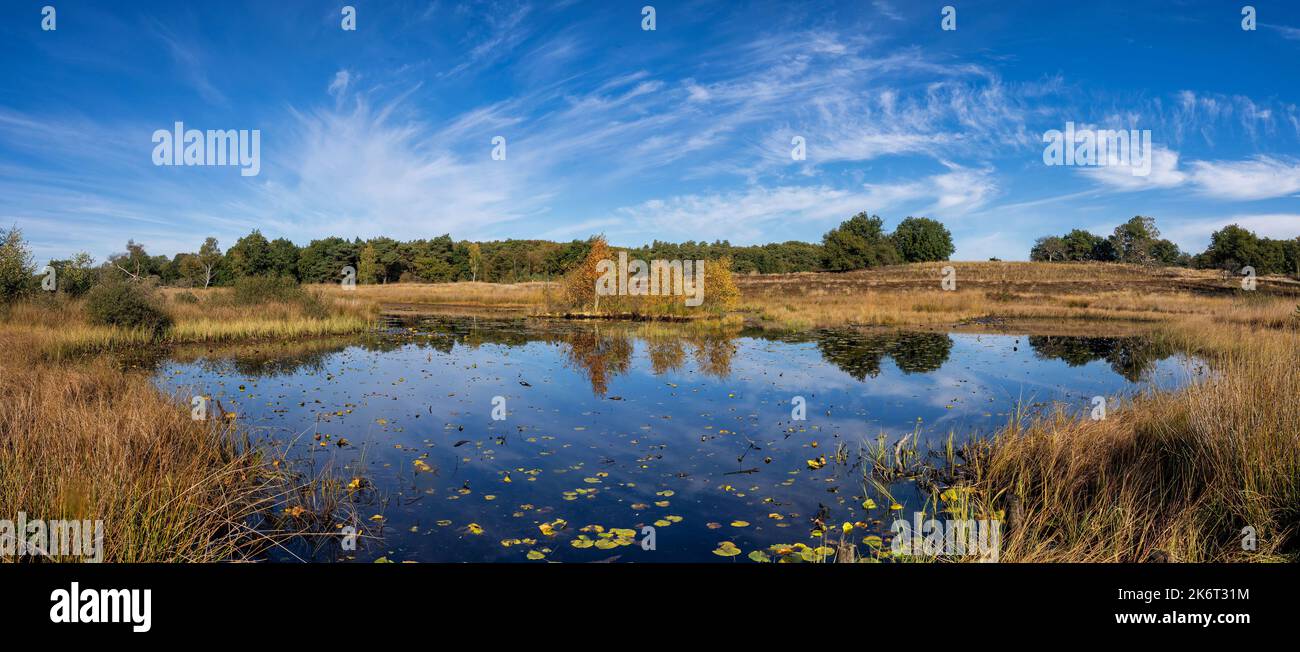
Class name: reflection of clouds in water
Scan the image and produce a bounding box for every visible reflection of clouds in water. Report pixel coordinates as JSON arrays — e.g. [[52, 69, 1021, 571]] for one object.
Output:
[[150, 319, 1204, 562]]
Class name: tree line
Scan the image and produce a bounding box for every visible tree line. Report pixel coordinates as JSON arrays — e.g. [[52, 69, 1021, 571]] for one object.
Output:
[[9, 212, 957, 295], [6, 210, 1295, 303], [1031, 216, 1300, 275]]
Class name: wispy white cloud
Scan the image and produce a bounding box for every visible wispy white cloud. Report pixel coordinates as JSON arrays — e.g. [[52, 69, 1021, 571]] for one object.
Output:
[[1264, 24, 1300, 40], [328, 70, 355, 99], [1081, 150, 1300, 200], [1078, 146, 1187, 191], [588, 165, 997, 245], [148, 20, 228, 107], [1187, 156, 1300, 200]]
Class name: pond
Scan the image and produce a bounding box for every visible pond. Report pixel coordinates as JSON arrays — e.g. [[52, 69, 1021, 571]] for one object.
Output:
[[151, 317, 1206, 562]]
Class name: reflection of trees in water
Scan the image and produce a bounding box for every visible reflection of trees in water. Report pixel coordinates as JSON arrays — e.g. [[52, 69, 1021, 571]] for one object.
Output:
[[691, 336, 736, 378], [167, 339, 353, 378], [646, 339, 686, 374], [1027, 335, 1172, 382], [559, 327, 736, 395], [813, 331, 954, 379], [562, 327, 633, 396], [175, 316, 981, 396]]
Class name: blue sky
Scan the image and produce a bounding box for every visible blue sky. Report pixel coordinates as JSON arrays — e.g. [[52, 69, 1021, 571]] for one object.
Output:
[[2, 0, 1299, 264]]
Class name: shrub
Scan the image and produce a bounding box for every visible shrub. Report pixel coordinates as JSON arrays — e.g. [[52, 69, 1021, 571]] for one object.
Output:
[[0, 226, 35, 304], [224, 274, 329, 319], [230, 275, 306, 305], [173, 291, 200, 304], [84, 281, 172, 336]]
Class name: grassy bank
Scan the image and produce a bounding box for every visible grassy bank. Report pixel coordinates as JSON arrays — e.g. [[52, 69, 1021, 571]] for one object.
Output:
[[915, 319, 1299, 562], [2, 286, 375, 361], [0, 289, 367, 561]]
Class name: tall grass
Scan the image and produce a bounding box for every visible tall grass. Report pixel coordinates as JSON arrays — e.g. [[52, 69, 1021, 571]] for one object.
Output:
[[876, 319, 1300, 563], [0, 348, 332, 561], [0, 292, 366, 561]]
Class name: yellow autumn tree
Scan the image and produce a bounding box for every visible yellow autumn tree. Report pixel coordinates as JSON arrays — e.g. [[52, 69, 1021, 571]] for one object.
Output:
[[560, 236, 613, 312]]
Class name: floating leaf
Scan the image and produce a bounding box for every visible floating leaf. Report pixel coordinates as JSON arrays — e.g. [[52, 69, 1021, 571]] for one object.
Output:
[[712, 542, 741, 557]]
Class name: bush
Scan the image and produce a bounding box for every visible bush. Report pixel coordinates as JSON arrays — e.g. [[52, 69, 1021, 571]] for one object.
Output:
[[230, 275, 306, 305], [85, 281, 172, 336], [0, 226, 35, 304], [173, 291, 199, 304], [226, 274, 329, 318]]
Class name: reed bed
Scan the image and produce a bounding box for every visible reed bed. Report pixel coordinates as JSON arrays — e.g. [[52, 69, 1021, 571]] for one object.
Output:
[[945, 322, 1300, 562], [0, 346, 317, 562]]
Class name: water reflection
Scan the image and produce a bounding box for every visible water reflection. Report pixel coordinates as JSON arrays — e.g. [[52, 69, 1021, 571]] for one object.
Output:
[[149, 317, 1202, 563], [1027, 335, 1174, 382], [160, 319, 1181, 397]]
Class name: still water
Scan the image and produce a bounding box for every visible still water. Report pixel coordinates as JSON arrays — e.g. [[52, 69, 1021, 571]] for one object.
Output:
[[152, 317, 1204, 562]]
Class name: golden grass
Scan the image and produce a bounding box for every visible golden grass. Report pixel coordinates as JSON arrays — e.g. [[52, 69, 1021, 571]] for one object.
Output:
[[949, 321, 1300, 562], [7, 289, 377, 361], [0, 341, 287, 562], [311, 281, 552, 309], [736, 262, 1300, 330], [0, 292, 365, 562]]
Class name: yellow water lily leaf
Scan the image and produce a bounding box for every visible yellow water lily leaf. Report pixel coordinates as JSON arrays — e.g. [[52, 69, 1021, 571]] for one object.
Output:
[[538, 518, 567, 536], [712, 541, 741, 557]]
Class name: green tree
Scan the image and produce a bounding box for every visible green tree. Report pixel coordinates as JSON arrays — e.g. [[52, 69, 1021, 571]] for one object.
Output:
[[1202, 224, 1261, 272], [196, 237, 222, 287], [1060, 229, 1108, 261], [298, 237, 358, 283], [1109, 216, 1161, 264], [50, 252, 98, 296], [0, 226, 35, 302], [357, 244, 379, 284], [268, 238, 300, 280], [891, 216, 955, 262], [1030, 236, 1068, 262], [226, 230, 273, 278], [821, 212, 900, 271], [1148, 239, 1186, 267]]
